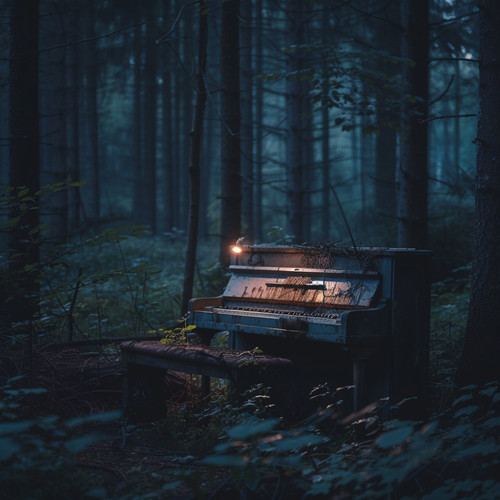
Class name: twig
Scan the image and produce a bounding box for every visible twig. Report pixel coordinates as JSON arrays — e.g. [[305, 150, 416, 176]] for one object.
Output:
[[41, 270, 86, 340], [430, 57, 479, 63], [39, 22, 147, 54], [429, 10, 479, 27], [120, 418, 128, 449], [156, 0, 200, 45], [329, 184, 361, 267], [68, 267, 83, 342], [422, 113, 476, 123], [94, 283, 103, 348], [429, 74, 454, 107]]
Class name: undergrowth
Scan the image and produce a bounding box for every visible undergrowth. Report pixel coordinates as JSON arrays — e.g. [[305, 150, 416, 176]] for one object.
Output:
[[429, 264, 470, 411], [0, 376, 120, 499], [193, 381, 500, 499], [2, 227, 224, 344], [2, 196, 492, 499]]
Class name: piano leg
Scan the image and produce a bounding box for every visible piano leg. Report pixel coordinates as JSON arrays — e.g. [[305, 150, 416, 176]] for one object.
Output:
[[197, 328, 217, 397], [352, 357, 367, 412]]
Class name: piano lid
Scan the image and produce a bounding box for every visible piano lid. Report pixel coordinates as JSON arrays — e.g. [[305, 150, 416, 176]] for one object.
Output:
[[223, 265, 380, 309]]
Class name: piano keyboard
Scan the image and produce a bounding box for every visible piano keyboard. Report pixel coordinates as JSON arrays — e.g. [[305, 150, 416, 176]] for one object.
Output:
[[211, 305, 340, 320]]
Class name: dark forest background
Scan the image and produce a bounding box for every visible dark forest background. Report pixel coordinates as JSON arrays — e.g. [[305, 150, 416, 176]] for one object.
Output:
[[1, 0, 481, 324], [1, 0, 478, 261], [1, 0, 500, 498]]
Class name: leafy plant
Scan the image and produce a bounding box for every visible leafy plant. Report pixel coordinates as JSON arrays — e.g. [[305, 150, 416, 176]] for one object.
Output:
[[198, 382, 500, 499], [154, 324, 197, 345], [0, 375, 120, 499]]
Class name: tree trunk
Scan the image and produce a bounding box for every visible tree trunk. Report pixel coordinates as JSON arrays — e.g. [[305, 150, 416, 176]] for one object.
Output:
[[442, 97, 450, 176], [351, 108, 360, 225], [456, 0, 500, 386], [41, 5, 68, 243], [321, 14, 330, 240], [83, 3, 100, 221], [8, 0, 40, 326], [66, 3, 80, 231], [285, 0, 305, 243], [161, 2, 173, 235], [199, 103, 213, 240], [374, 5, 398, 229], [301, 101, 313, 242], [454, 58, 461, 176], [181, 7, 194, 234], [374, 121, 397, 219], [143, 17, 158, 234], [181, 1, 208, 315], [240, 0, 254, 240], [163, 71, 174, 233], [219, 0, 241, 266], [132, 23, 143, 224], [254, 0, 263, 243], [172, 54, 182, 230], [360, 90, 369, 230], [397, 0, 429, 248]]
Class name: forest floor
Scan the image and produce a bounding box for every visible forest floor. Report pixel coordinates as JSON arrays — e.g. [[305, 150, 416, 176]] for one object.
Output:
[[2, 258, 499, 499], [0, 342, 232, 499], [2, 330, 500, 499]]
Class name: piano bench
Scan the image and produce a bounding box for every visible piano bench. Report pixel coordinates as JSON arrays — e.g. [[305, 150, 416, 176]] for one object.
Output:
[[120, 340, 294, 420]]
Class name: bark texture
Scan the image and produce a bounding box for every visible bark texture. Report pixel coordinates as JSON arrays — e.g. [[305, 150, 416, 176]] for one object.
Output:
[[132, 23, 143, 224], [181, 2, 208, 315], [374, 2, 399, 227], [397, 0, 429, 248], [8, 0, 39, 325], [219, 0, 241, 266], [240, 0, 254, 240], [286, 0, 306, 243], [456, 0, 500, 386], [254, 0, 263, 242], [41, 5, 68, 242], [143, 17, 158, 234], [83, 3, 100, 221]]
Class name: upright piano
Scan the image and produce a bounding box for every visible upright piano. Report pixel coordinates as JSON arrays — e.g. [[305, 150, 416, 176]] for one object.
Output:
[[189, 244, 431, 414]]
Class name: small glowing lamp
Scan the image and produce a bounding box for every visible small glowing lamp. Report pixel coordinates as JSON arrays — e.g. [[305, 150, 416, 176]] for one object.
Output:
[[232, 245, 242, 254]]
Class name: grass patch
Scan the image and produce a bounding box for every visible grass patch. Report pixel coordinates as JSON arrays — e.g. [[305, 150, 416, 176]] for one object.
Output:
[[34, 232, 225, 343]]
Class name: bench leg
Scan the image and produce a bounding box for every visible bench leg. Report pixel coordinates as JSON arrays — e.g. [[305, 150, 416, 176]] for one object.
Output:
[[201, 375, 211, 397], [198, 329, 215, 398], [352, 358, 367, 412], [124, 363, 169, 421]]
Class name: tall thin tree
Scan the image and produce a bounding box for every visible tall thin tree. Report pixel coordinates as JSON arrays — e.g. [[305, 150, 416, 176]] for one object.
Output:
[[143, 15, 158, 233], [41, 5, 69, 242], [285, 0, 306, 243], [240, 0, 254, 240], [66, 2, 81, 231], [181, 1, 208, 315], [253, 0, 263, 243], [83, 3, 100, 221], [8, 0, 39, 361], [374, 3, 399, 234], [219, 0, 241, 265], [132, 22, 144, 224], [397, 0, 429, 248]]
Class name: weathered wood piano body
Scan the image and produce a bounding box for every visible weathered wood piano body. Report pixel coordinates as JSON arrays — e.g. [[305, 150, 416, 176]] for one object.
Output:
[[189, 245, 431, 414], [121, 244, 431, 418]]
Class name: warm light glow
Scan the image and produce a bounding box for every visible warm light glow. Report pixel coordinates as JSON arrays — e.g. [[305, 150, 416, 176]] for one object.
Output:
[[232, 245, 242, 254]]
